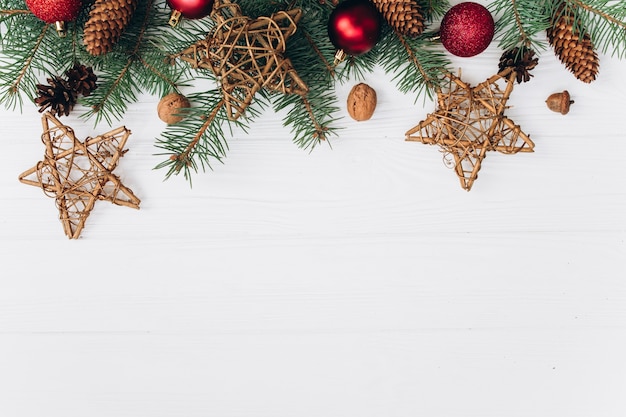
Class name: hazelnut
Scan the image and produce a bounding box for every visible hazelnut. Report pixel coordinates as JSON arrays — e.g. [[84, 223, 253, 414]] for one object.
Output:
[[347, 83, 377, 121]]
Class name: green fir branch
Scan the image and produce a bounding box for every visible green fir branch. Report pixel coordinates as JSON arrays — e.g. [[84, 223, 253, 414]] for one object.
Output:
[[568, 0, 626, 58], [81, 0, 185, 124], [0, 22, 47, 109], [155, 89, 245, 183], [489, 0, 551, 52], [418, 0, 451, 21], [378, 31, 450, 100], [489, 0, 626, 57], [274, 88, 340, 150]]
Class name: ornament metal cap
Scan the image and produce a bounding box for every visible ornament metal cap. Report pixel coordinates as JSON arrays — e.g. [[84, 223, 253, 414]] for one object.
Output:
[[54, 21, 67, 37], [333, 49, 346, 67], [168, 10, 182, 27]]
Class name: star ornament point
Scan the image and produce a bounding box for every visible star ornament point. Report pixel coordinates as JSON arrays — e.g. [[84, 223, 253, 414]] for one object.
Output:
[[19, 112, 140, 239], [175, 0, 309, 120], [405, 67, 534, 191]]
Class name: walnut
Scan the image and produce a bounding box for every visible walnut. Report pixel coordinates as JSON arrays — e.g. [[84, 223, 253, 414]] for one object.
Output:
[[347, 83, 377, 121], [157, 92, 190, 124]]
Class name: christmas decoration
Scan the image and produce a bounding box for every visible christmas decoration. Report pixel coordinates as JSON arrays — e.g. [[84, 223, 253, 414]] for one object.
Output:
[[0, 0, 625, 185], [83, 0, 139, 56], [167, 0, 214, 27], [546, 90, 574, 115], [158, 92, 191, 124], [371, 0, 425, 37], [34, 64, 97, 116], [405, 63, 534, 191], [34, 75, 77, 116], [439, 2, 494, 57], [173, 0, 308, 121], [328, 0, 382, 59], [18, 112, 140, 239], [498, 46, 538, 83], [24, 0, 83, 36], [346, 82, 377, 121], [546, 2, 599, 83], [65, 63, 98, 97]]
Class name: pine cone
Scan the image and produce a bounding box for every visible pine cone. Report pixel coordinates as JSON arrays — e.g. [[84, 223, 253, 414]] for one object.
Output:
[[498, 47, 538, 83], [547, 3, 599, 83], [35, 76, 78, 117], [371, 0, 425, 37], [83, 0, 138, 56], [66, 63, 98, 97]]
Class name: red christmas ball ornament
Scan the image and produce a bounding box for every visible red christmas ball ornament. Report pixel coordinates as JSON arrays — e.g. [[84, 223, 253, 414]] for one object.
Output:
[[167, 0, 215, 27], [25, 0, 83, 36], [328, 0, 382, 60], [439, 2, 495, 57]]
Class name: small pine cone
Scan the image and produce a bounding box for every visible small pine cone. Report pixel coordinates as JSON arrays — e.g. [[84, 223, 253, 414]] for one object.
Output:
[[547, 3, 599, 83], [66, 63, 98, 97], [498, 47, 538, 83], [83, 0, 138, 56], [35, 76, 78, 117], [371, 0, 425, 37]]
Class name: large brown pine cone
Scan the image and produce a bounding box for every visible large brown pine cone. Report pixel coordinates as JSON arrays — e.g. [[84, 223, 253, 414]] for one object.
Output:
[[546, 3, 599, 83], [371, 0, 425, 37], [83, 0, 138, 56]]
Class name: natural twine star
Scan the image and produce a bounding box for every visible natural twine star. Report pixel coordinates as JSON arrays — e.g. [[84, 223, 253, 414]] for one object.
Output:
[[173, 0, 309, 120], [405, 66, 534, 191], [19, 112, 140, 239]]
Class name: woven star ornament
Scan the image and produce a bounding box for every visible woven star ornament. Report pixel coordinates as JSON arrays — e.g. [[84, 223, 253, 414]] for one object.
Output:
[[19, 112, 140, 239], [174, 0, 309, 120], [405, 67, 534, 191]]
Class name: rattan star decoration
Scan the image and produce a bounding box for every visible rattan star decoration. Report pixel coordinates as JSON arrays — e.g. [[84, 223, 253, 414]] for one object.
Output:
[[19, 112, 140, 239], [405, 66, 535, 191], [174, 0, 309, 120]]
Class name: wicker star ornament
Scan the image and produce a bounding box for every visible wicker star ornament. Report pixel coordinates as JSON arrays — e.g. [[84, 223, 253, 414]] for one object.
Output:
[[405, 67, 534, 191], [19, 112, 140, 239], [174, 0, 309, 120]]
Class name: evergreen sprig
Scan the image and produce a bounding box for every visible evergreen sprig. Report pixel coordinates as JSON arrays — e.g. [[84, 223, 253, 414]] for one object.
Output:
[[0, 2, 77, 109], [1, 0, 625, 184], [489, 0, 626, 57], [80, 0, 187, 125], [154, 88, 242, 184]]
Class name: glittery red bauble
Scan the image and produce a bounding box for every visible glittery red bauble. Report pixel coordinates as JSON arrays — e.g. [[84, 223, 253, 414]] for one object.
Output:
[[439, 2, 494, 57], [328, 0, 382, 56], [167, 0, 214, 20], [25, 0, 82, 23]]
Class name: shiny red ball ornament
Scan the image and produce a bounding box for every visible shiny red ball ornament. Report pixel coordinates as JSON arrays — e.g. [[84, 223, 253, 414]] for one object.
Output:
[[439, 2, 495, 57], [167, 0, 215, 27], [328, 0, 382, 57], [25, 0, 83, 36]]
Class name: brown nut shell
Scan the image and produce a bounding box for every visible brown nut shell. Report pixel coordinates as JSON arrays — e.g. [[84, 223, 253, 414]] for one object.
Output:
[[158, 93, 191, 124], [347, 83, 377, 121], [546, 90, 574, 115]]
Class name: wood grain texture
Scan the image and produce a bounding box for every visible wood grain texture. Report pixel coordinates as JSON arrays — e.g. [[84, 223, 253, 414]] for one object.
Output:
[[1, 1, 625, 415]]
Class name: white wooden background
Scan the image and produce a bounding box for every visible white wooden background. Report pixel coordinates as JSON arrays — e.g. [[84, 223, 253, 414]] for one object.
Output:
[[1, 1, 626, 415]]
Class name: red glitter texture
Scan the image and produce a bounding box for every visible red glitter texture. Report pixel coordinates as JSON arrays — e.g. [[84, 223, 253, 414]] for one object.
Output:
[[439, 2, 494, 58], [25, 0, 82, 23]]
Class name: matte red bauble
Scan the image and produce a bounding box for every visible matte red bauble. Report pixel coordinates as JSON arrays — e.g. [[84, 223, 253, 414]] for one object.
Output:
[[328, 0, 382, 56], [167, 0, 215, 26], [439, 2, 494, 57], [25, 0, 82, 35]]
